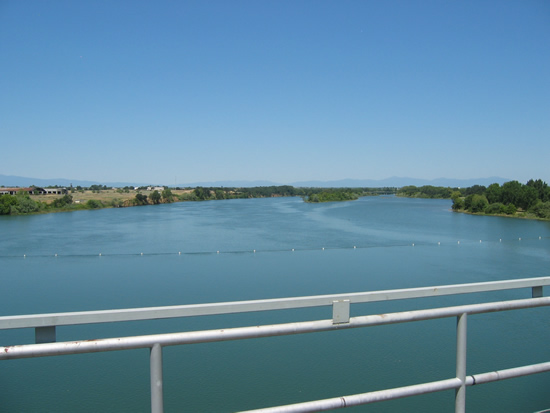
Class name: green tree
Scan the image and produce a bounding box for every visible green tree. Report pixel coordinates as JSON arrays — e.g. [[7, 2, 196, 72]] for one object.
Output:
[[464, 194, 474, 211], [306, 190, 359, 203], [531, 201, 550, 219], [505, 203, 517, 215], [0, 194, 17, 215], [470, 195, 488, 213], [150, 190, 161, 204], [484, 203, 506, 215], [51, 194, 73, 208], [134, 193, 148, 206], [501, 181, 522, 206], [161, 188, 174, 203], [86, 199, 102, 209], [194, 187, 211, 200], [519, 186, 538, 210], [179, 192, 198, 201], [110, 198, 124, 208], [463, 185, 486, 196], [485, 183, 502, 204], [9, 193, 40, 214], [527, 179, 549, 202], [451, 191, 464, 210]]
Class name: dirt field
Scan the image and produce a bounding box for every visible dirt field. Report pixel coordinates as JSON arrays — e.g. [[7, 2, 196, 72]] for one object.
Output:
[[30, 189, 190, 205]]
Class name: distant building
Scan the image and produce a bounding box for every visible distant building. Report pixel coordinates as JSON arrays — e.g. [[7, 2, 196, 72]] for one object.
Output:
[[44, 188, 67, 195], [0, 187, 68, 196], [0, 187, 33, 195]]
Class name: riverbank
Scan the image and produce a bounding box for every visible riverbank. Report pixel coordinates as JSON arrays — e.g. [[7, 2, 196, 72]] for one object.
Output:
[[1, 186, 398, 215], [452, 208, 550, 221], [32, 188, 193, 206], [396, 181, 550, 221]]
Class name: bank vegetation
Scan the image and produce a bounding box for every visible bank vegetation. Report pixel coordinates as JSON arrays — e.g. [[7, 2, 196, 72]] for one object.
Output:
[[4, 180, 547, 220], [397, 179, 550, 220], [0, 185, 397, 215]]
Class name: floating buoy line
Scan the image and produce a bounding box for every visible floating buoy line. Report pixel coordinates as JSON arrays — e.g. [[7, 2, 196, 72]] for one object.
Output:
[[2, 236, 548, 259]]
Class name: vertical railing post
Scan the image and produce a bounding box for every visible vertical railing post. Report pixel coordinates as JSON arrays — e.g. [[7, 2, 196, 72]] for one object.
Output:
[[150, 343, 164, 413], [455, 313, 467, 413]]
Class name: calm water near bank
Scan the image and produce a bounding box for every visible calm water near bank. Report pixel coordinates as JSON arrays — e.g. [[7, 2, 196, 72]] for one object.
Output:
[[1, 196, 549, 412]]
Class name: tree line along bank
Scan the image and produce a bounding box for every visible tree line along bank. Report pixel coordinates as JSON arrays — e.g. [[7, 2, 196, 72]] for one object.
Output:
[[397, 179, 550, 220], [0, 185, 396, 215], [1, 180, 548, 220]]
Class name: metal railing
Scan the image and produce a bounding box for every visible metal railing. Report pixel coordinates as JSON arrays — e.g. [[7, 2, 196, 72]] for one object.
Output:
[[1, 276, 550, 412]]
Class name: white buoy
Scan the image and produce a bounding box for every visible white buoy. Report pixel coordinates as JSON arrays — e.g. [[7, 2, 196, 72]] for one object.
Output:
[[322, 247, 325, 250], [458, 241, 460, 244], [217, 251, 220, 254], [141, 252, 143, 256], [55, 253, 58, 257], [23, 254, 26, 258], [500, 239, 502, 242], [292, 248, 294, 251], [479, 240, 482, 243], [99, 253, 102, 256], [438, 242, 440, 245], [412, 243, 415, 246], [519, 237, 522, 241], [540, 236, 542, 240], [253, 249, 256, 253], [178, 252, 181, 255], [353, 246, 356, 249]]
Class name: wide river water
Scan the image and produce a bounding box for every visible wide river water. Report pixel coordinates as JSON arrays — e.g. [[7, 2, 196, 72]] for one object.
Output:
[[1, 196, 549, 412]]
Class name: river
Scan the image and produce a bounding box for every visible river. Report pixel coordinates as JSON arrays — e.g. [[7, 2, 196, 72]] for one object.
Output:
[[1, 196, 549, 412]]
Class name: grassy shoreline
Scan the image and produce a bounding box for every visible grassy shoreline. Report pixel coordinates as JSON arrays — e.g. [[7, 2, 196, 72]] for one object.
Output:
[[2, 186, 399, 215], [452, 208, 550, 221], [29, 189, 191, 204], [3, 185, 549, 221]]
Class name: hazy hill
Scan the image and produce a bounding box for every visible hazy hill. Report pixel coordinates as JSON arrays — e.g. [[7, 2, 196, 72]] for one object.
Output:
[[0, 174, 510, 189]]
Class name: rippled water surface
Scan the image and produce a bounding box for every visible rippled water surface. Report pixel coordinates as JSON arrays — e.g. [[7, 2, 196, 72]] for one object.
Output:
[[1, 196, 549, 412]]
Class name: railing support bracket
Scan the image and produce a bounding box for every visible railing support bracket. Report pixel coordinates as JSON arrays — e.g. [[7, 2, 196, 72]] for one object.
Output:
[[35, 326, 56, 344], [332, 300, 350, 324]]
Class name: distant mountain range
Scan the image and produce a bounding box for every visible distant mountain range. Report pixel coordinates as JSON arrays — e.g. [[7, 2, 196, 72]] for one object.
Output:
[[0, 175, 139, 188], [0, 174, 511, 189], [289, 177, 511, 188]]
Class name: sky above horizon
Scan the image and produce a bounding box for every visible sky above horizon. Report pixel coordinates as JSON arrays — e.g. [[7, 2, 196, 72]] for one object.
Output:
[[1, 1, 549, 185]]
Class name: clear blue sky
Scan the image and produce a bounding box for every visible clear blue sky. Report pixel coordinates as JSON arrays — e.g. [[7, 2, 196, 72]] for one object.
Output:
[[1, 1, 549, 185]]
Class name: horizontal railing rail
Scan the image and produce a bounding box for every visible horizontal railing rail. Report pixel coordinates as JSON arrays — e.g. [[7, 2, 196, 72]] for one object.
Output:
[[1, 277, 549, 412], [0, 276, 548, 344], [2, 296, 549, 359], [241, 361, 550, 413]]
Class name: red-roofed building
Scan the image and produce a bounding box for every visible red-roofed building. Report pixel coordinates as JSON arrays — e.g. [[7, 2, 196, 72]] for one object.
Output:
[[0, 187, 34, 195], [0, 187, 67, 195]]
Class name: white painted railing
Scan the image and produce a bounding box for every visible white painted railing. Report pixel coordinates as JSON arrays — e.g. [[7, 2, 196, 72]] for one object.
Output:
[[1, 277, 549, 412]]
